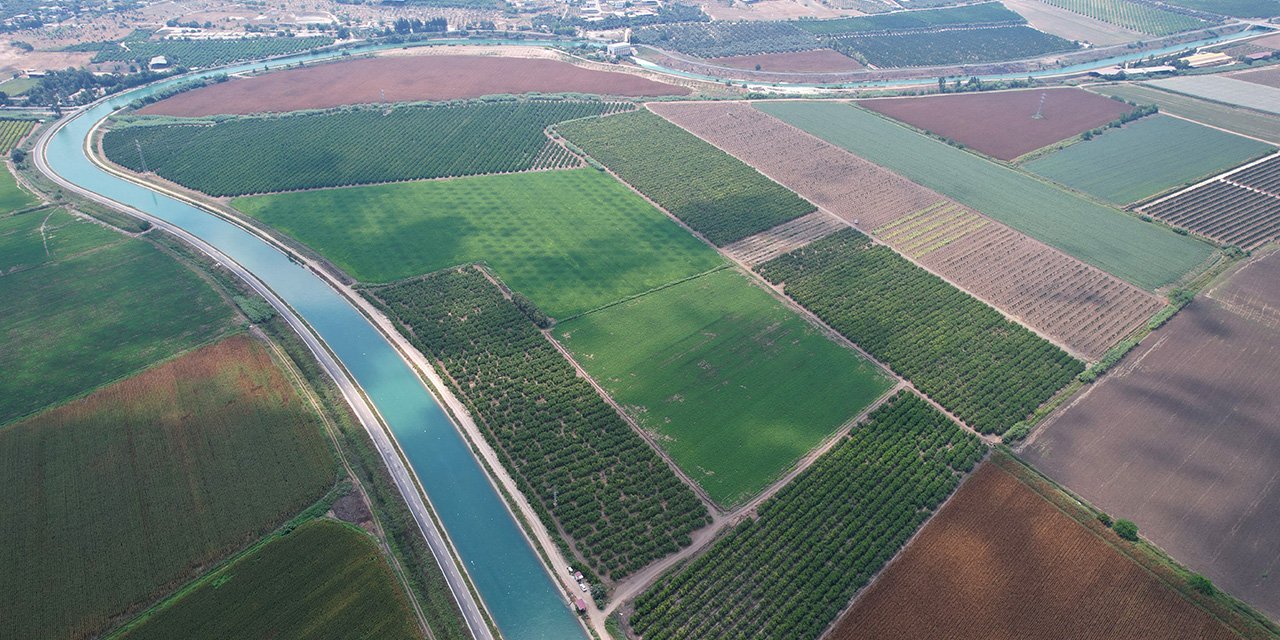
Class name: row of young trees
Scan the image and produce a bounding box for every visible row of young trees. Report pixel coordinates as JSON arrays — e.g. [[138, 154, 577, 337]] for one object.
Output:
[[558, 109, 814, 246], [758, 229, 1083, 433], [630, 392, 984, 639], [104, 99, 628, 196], [368, 268, 710, 582]]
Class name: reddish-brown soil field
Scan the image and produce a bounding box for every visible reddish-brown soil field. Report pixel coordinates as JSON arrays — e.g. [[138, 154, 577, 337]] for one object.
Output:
[[856, 88, 1135, 160], [650, 101, 1161, 360], [1024, 250, 1280, 621], [708, 49, 865, 73], [831, 460, 1241, 640], [138, 55, 689, 117], [1234, 67, 1280, 90]]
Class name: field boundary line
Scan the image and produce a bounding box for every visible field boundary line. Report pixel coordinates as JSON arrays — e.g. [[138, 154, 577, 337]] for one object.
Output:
[[554, 263, 730, 323], [1140, 149, 1280, 210]]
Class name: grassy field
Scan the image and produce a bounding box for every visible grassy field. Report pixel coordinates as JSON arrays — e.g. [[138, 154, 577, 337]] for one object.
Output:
[[1026, 115, 1274, 205], [234, 169, 722, 318], [756, 101, 1213, 290], [557, 268, 894, 506], [0, 165, 37, 214], [0, 217, 235, 424], [1091, 84, 1280, 144], [117, 520, 421, 640], [0, 76, 39, 95], [0, 336, 337, 640], [557, 110, 815, 246]]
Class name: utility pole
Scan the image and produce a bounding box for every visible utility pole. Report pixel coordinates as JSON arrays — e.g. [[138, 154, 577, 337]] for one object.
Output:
[[1032, 92, 1046, 120], [134, 139, 148, 173]]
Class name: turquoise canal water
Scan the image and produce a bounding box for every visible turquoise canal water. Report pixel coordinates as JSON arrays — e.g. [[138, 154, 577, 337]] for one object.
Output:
[[43, 48, 588, 640]]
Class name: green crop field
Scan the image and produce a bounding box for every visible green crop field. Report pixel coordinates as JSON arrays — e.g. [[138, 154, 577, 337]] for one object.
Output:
[[91, 36, 334, 68], [558, 268, 894, 506], [117, 520, 420, 640], [558, 110, 815, 246], [1090, 84, 1280, 144], [0, 76, 38, 95], [0, 118, 34, 150], [1039, 0, 1208, 35], [828, 25, 1076, 67], [796, 2, 1023, 35], [1027, 115, 1274, 205], [759, 229, 1082, 434], [1160, 0, 1279, 17], [757, 101, 1213, 289], [234, 169, 722, 318], [0, 217, 235, 425], [630, 392, 985, 640], [104, 100, 625, 196], [0, 165, 36, 213], [370, 268, 709, 580], [1, 336, 337, 640]]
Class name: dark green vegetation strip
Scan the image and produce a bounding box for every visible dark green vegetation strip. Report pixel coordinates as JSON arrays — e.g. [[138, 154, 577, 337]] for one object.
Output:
[[558, 110, 814, 246], [827, 25, 1077, 67], [757, 101, 1213, 289], [1026, 115, 1274, 205], [0, 212, 234, 424], [104, 100, 625, 196], [759, 229, 1082, 434], [117, 520, 421, 640], [91, 36, 334, 68], [632, 20, 822, 57], [558, 268, 893, 507], [0, 336, 337, 640], [630, 392, 985, 639], [796, 2, 1024, 35], [233, 169, 722, 317], [368, 268, 710, 581]]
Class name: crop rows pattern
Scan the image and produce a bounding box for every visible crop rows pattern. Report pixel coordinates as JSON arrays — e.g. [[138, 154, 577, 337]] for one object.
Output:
[[104, 100, 625, 196], [876, 201, 989, 258], [632, 21, 822, 57], [796, 2, 1024, 35], [651, 101, 1161, 360], [0, 119, 34, 150], [1144, 162, 1280, 251], [828, 25, 1077, 67], [723, 211, 847, 266], [630, 392, 984, 639], [368, 268, 710, 580], [92, 36, 334, 68], [1039, 0, 1208, 35], [759, 230, 1083, 432], [557, 109, 814, 246]]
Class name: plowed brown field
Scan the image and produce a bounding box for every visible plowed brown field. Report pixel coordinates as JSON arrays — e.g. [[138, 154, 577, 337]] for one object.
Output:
[[1024, 250, 1280, 621], [138, 55, 688, 116], [650, 101, 1161, 360], [708, 49, 865, 72], [857, 88, 1134, 160], [831, 459, 1240, 640]]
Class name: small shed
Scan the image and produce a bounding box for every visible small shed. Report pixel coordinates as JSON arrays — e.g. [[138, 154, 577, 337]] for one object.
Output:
[[149, 55, 170, 70], [575, 598, 588, 612]]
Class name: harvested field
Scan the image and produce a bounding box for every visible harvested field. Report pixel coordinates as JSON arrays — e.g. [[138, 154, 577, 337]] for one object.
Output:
[[1234, 66, 1280, 90], [0, 336, 337, 640], [650, 101, 1163, 360], [722, 211, 847, 265], [138, 55, 688, 117], [1023, 250, 1280, 621], [1142, 154, 1280, 251], [707, 48, 864, 72], [856, 88, 1135, 161], [831, 457, 1242, 640]]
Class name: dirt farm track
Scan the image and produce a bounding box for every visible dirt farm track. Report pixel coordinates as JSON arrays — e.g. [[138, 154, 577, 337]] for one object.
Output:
[[138, 54, 688, 117], [1024, 251, 1280, 621]]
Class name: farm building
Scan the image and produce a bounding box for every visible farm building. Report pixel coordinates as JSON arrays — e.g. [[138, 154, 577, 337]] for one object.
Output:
[[149, 56, 170, 70], [607, 42, 634, 57], [1180, 52, 1232, 68]]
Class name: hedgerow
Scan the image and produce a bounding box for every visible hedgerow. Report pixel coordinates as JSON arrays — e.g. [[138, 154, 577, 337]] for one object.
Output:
[[103, 99, 626, 196], [630, 392, 984, 639], [367, 267, 709, 581], [758, 229, 1083, 433], [557, 110, 814, 246]]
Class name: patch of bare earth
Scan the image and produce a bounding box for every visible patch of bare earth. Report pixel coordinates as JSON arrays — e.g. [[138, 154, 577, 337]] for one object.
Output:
[[138, 54, 688, 117], [857, 87, 1135, 161], [1234, 66, 1280, 90], [1023, 250, 1280, 621], [708, 49, 865, 73], [649, 101, 1161, 360], [830, 460, 1241, 640]]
